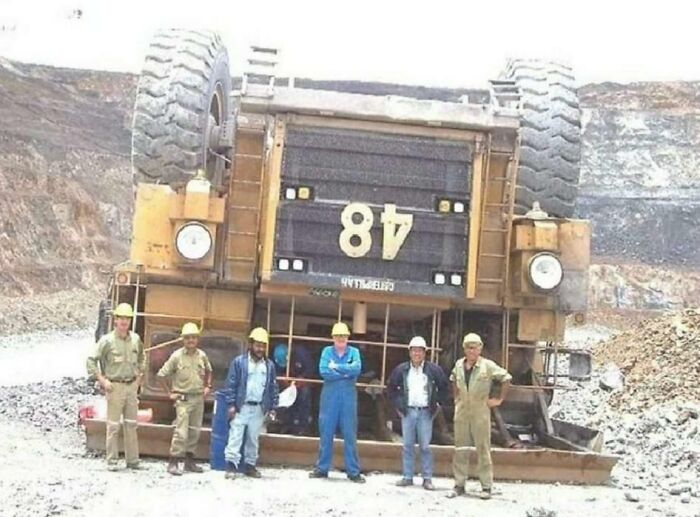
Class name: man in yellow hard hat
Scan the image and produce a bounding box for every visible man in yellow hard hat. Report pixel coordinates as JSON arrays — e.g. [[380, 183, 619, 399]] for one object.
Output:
[[157, 322, 212, 475], [447, 333, 512, 500], [309, 322, 365, 483], [223, 326, 278, 479], [86, 302, 145, 471]]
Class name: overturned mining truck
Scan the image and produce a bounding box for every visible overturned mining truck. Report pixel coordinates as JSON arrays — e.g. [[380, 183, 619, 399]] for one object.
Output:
[[85, 28, 617, 483]]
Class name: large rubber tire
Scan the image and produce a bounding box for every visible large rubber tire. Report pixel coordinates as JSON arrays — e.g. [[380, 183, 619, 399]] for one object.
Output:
[[131, 29, 232, 186], [502, 60, 581, 218]]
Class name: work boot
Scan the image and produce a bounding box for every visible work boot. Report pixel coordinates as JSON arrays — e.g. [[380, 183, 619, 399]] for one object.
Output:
[[348, 473, 366, 483], [107, 463, 120, 472], [446, 486, 465, 498], [244, 465, 262, 478], [422, 480, 435, 491], [167, 458, 183, 476], [395, 478, 413, 487], [308, 468, 328, 479], [479, 488, 492, 500], [126, 462, 142, 470], [184, 453, 203, 473], [225, 462, 241, 480]]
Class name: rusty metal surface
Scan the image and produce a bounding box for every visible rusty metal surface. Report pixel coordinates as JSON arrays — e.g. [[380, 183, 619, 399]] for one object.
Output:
[[84, 419, 617, 484], [239, 87, 521, 131]]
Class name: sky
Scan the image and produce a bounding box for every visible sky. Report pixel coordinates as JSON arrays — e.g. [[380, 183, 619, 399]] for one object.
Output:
[[0, 0, 698, 87]]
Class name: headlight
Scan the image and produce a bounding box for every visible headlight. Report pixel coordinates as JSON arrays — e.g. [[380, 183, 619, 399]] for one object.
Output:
[[528, 253, 563, 291], [175, 223, 212, 261]]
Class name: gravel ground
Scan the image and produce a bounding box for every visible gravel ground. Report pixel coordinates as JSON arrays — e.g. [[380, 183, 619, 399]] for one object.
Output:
[[0, 326, 698, 517]]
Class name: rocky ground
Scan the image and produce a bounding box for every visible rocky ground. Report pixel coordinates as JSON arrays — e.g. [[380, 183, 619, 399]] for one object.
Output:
[[0, 320, 698, 517]]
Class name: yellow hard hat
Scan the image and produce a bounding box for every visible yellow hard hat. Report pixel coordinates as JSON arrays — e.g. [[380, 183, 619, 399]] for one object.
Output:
[[113, 303, 134, 318], [249, 327, 269, 344], [181, 322, 200, 337], [462, 333, 484, 346], [331, 322, 350, 337]]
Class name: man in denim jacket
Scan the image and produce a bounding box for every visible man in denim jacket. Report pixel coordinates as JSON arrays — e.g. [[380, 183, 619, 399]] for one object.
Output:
[[387, 336, 449, 490], [224, 327, 279, 479]]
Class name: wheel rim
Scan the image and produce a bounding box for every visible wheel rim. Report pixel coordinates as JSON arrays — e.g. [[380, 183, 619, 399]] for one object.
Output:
[[206, 82, 225, 181]]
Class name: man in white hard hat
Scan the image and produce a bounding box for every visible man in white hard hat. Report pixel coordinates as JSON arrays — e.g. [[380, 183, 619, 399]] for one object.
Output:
[[223, 327, 278, 479], [387, 336, 449, 490], [86, 302, 145, 471], [448, 333, 512, 500]]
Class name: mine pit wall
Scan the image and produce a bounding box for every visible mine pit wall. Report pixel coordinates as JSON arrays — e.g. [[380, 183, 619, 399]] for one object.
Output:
[[1, 60, 699, 313], [577, 81, 700, 310]]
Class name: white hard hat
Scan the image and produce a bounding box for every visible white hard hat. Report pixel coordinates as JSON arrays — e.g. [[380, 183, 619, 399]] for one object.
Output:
[[408, 336, 428, 349]]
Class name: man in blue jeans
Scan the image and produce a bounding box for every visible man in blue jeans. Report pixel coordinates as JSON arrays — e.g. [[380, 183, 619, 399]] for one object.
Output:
[[308, 322, 365, 483], [387, 336, 449, 490], [224, 327, 279, 479]]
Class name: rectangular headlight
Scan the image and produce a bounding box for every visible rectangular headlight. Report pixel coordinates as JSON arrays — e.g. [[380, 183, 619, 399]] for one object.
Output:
[[284, 188, 297, 200], [437, 200, 451, 213], [450, 273, 462, 286], [278, 258, 290, 270], [297, 187, 311, 200], [292, 259, 305, 271], [433, 272, 446, 285]]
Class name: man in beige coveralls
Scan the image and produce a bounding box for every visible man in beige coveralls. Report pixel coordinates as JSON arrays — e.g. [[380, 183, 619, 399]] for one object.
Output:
[[448, 332, 512, 500], [86, 303, 145, 471], [158, 322, 212, 475]]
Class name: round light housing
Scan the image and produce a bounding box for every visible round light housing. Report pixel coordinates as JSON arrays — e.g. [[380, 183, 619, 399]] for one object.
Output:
[[175, 222, 212, 261], [528, 253, 563, 291]]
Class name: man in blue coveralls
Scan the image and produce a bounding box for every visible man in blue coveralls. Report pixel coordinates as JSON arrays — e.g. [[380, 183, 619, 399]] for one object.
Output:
[[308, 322, 365, 483]]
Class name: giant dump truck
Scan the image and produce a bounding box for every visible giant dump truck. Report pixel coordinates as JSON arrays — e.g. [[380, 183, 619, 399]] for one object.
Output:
[[85, 29, 617, 483]]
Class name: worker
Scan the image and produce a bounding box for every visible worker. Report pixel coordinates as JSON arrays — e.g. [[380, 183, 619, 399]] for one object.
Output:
[[309, 322, 365, 483], [157, 322, 212, 476], [223, 327, 278, 479], [86, 302, 145, 471], [387, 336, 449, 490], [447, 333, 512, 500], [272, 343, 314, 435]]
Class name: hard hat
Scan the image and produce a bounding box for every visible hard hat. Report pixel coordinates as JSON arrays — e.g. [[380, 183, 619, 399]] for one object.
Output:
[[273, 344, 288, 368], [462, 333, 484, 347], [181, 322, 200, 337], [113, 303, 134, 318], [249, 327, 269, 345], [408, 336, 428, 349], [277, 383, 298, 408], [331, 322, 350, 337]]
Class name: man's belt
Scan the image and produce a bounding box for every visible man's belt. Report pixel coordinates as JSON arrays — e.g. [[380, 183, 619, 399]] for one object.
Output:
[[245, 401, 261, 406], [408, 406, 429, 410], [111, 378, 136, 384], [172, 391, 204, 401]]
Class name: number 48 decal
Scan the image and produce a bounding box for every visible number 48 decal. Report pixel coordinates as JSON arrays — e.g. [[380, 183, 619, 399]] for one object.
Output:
[[339, 203, 413, 260]]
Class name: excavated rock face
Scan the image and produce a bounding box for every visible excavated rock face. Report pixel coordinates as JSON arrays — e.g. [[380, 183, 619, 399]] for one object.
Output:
[[1, 59, 699, 318], [0, 61, 135, 298], [578, 81, 700, 309]]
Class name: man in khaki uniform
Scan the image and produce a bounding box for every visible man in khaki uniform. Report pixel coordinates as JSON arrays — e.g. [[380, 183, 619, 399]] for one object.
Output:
[[158, 322, 213, 475], [86, 303, 146, 471], [448, 333, 511, 500]]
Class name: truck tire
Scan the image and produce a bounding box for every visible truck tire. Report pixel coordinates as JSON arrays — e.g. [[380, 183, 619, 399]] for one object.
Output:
[[131, 29, 232, 186], [502, 59, 581, 218]]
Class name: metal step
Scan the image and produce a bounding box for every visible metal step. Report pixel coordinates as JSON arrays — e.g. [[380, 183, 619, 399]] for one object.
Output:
[[84, 419, 618, 484]]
